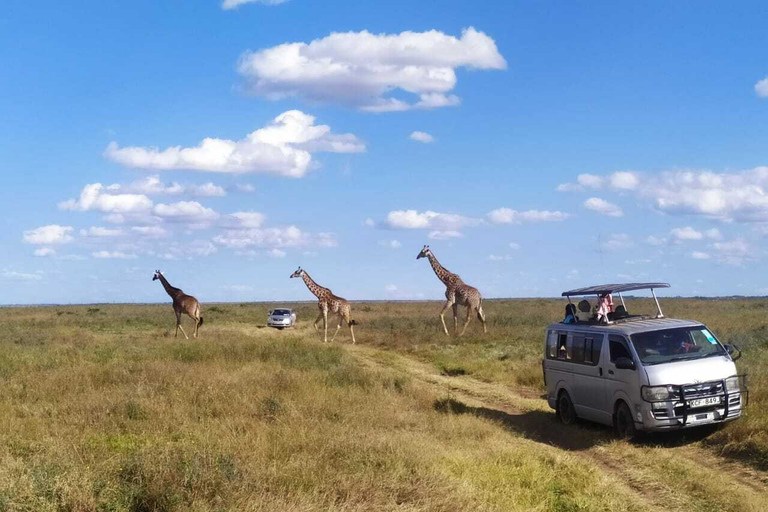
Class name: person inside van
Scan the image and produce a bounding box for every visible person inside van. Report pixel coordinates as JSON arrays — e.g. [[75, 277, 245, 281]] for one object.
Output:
[[576, 300, 593, 322], [564, 303, 577, 323], [596, 293, 614, 323]]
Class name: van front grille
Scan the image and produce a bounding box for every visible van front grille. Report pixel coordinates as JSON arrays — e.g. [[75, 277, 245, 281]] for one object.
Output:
[[682, 381, 723, 399]]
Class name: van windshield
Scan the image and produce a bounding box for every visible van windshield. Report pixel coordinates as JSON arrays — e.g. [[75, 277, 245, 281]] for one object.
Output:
[[630, 327, 726, 365], [272, 309, 291, 315]]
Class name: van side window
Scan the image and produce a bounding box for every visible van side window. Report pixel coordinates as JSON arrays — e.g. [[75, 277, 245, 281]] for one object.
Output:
[[609, 336, 631, 362], [572, 335, 585, 363], [584, 337, 594, 364], [591, 337, 603, 365], [547, 331, 557, 359], [557, 333, 568, 360]]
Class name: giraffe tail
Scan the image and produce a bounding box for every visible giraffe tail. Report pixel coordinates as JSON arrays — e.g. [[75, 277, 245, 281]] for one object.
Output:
[[198, 316, 204, 327]]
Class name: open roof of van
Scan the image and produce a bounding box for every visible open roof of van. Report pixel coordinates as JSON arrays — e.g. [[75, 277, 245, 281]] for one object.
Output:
[[561, 282, 670, 297]]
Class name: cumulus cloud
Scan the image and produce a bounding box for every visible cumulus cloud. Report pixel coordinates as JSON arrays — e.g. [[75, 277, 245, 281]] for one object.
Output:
[[385, 210, 481, 231], [409, 131, 435, 143], [2, 270, 43, 281], [105, 110, 364, 178], [487, 208, 569, 224], [108, 175, 227, 197], [428, 230, 463, 240], [584, 197, 623, 217], [34, 248, 56, 257], [237, 28, 506, 112], [691, 251, 711, 260], [755, 77, 768, 98], [222, 0, 286, 9], [214, 225, 333, 250], [80, 227, 125, 238], [557, 171, 639, 192], [226, 211, 266, 229], [59, 183, 153, 214], [670, 226, 722, 242], [153, 201, 219, 222], [92, 251, 137, 259], [23, 225, 74, 245], [712, 239, 753, 266], [236, 183, 256, 193], [601, 233, 633, 251], [610, 171, 639, 190], [132, 226, 168, 238], [268, 248, 287, 258]]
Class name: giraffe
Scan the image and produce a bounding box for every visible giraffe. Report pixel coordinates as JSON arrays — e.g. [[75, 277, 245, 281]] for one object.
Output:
[[152, 270, 203, 339], [416, 245, 487, 336], [290, 267, 356, 343]]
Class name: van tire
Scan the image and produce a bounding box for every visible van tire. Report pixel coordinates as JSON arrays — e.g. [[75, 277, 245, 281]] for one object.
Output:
[[557, 390, 577, 425], [614, 402, 638, 440]]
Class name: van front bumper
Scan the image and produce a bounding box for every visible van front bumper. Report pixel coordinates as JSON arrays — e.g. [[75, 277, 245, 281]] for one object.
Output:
[[638, 391, 746, 431]]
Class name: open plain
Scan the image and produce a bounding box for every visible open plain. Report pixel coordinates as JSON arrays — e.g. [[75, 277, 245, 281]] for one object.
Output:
[[0, 298, 766, 511]]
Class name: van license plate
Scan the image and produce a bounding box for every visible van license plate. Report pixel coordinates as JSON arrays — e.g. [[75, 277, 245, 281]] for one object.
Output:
[[689, 397, 721, 408]]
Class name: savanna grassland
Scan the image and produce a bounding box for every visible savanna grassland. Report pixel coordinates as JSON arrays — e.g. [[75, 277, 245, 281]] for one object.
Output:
[[0, 298, 766, 512]]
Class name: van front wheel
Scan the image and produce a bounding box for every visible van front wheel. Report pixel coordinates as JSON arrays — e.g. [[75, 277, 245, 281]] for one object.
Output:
[[557, 391, 576, 425], [614, 402, 638, 439]]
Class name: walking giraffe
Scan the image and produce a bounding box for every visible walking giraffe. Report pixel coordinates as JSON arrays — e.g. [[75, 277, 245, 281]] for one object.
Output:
[[416, 245, 487, 336], [290, 267, 356, 343], [152, 270, 203, 339]]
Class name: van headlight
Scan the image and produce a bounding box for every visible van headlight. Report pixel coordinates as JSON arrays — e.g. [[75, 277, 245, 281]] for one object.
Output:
[[642, 385, 681, 402], [725, 376, 740, 392]]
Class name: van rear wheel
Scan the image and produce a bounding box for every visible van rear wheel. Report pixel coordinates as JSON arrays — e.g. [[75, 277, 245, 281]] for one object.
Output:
[[557, 391, 576, 425], [615, 402, 638, 439]]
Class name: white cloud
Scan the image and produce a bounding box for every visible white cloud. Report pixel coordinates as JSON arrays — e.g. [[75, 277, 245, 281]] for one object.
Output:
[[610, 171, 639, 190], [80, 227, 125, 238], [578, 174, 603, 189], [385, 284, 398, 292], [602, 233, 633, 251], [60, 183, 153, 214], [691, 251, 711, 260], [363, 217, 375, 227], [268, 248, 287, 258], [153, 201, 219, 222], [92, 251, 137, 259], [712, 239, 752, 266], [132, 226, 168, 238], [755, 77, 768, 98], [385, 210, 481, 231], [237, 28, 506, 112], [34, 248, 56, 257], [222, 0, 286, 10], [671, 226, 703, 241], [2, 270, 43, 281], [111, 175, 226, 197], [409, 131, 435, 143], [584, 197, 623, 217], [509, 242, 521, 250], [646, 235, 667, 246], [487, 208, 569, 224], [428, 230, 463, 240], [488, 254, 512, 261], [105, 110, 364, 178], [214, 225, 305, 249], [23, 225, 74, 245], [704, 228, 722, 240], [236, 183, 256, 193], [228, 211, 266, 228], [379, 239, 402, 249]]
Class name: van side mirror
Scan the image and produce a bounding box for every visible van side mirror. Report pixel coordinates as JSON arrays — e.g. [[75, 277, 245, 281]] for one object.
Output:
[[725, 344, 742, 361], [614, 357, 636, 370]]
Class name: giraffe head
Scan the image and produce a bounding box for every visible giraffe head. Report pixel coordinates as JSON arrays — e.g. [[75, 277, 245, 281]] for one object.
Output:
[[289, 267, 305, 279], [416, 245, 432, 260], [152, 270, 163, 281]]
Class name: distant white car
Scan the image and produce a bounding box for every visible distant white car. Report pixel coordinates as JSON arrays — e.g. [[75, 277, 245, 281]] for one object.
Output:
[[267, 308, 296, 329]]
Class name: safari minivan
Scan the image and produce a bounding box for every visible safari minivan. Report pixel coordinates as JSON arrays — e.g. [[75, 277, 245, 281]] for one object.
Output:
[[543, 283, 747, 437]]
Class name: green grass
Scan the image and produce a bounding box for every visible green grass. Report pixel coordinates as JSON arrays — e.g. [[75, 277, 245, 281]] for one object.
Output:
[[0, 299, 765, 511]]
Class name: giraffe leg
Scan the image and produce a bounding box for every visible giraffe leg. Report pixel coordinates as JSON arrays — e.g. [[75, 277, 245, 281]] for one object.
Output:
[[330, 314, 343, 342], [349, 322, 356, 344], [313, 312, 324, 332], [439, 301, 452, 336], [323, 309, 328, 343], [459, 307, 473, 336], [178, 323, 189, 340], [174, 311, 182, 338], [477, 306, 487, 333], [452, 303, 459, 334]]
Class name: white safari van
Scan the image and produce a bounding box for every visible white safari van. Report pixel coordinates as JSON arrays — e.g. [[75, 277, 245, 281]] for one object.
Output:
[[543, 283, 747, 438]]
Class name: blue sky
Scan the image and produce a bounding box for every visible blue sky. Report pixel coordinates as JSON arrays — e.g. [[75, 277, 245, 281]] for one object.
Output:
[[2, 1, 768, 304]]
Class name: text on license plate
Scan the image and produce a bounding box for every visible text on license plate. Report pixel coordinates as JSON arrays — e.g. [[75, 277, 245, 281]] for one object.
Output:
[[689, 396, 721, 408]]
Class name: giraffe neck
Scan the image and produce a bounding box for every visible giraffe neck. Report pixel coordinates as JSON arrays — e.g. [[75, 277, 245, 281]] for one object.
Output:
[[301, 272, 328, 299], [427, 252, 454, 286], [158, 274, 181, 299]]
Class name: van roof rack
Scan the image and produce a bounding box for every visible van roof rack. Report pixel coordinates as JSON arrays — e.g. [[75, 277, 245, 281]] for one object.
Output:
[[562, 282, 670, 321], [561, 283, 670, 297]]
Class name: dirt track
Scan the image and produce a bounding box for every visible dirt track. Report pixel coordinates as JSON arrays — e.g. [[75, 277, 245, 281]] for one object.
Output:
[[348, 345, 768, 512]]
